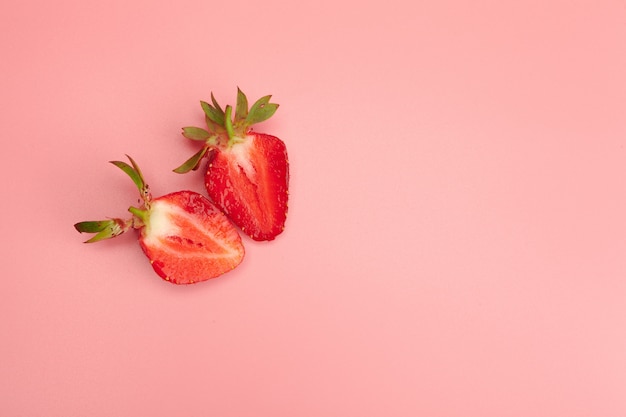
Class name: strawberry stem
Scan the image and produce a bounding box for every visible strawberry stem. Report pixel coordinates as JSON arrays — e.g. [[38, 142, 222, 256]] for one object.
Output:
[[224, 105, 235, 141], [128, 206, 148, 226]]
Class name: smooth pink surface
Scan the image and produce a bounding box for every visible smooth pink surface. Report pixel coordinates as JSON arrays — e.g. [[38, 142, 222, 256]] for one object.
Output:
[[2, 0, 626, 415]]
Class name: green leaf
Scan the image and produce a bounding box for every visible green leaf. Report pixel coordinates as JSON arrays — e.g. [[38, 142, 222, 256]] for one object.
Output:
[[182, 126, 211, 141], [204, 115, 222, 134], [74, 220, 114, 233], [110, 160, 145, 193], [201, 100, 224, 126], [246, 95, 279, 125], [234, 87, 249, 123], [74, 219, 128, 243], [211, 92, 224, 115], [125, 154, 144, 182], [173, 146, 210, 173]]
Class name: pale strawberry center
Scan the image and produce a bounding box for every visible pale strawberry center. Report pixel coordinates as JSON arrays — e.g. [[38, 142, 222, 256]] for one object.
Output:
[[228, 135, 256, 179], [143, 201, 182, 245]]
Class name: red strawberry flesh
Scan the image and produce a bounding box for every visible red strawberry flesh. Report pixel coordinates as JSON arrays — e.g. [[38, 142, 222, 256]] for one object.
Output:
[[206, 132, 288, 241], [138, 191, 244, 284]]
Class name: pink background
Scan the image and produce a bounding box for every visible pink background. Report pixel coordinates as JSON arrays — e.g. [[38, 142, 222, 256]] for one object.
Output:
[[2, 0, 626, 415]]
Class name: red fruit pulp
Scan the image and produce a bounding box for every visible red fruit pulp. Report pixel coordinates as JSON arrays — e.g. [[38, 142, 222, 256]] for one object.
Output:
[[138, 191, 244, 284], [205, 133, 289, 241]]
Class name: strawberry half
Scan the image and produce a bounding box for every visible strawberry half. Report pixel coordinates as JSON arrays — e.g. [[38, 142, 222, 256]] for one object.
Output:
[[174, 88, 289, 241], [74, 155, 244, 284]]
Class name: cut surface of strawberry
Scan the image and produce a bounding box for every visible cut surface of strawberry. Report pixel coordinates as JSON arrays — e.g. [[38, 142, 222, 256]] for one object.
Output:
[[174, 88, 289, 241], [140, 192, 244, 283], [207, 132, 288, 241], [74, 155, 244, 284]]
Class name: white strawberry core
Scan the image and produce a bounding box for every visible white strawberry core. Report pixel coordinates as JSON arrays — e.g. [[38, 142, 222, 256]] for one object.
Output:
[[143, 200, 181, 245], [229, 135, 256, 177]]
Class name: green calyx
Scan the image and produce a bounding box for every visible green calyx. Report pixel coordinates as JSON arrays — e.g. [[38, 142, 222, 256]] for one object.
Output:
[[173, 87, 279, 174], [74, 155, 152, 243]]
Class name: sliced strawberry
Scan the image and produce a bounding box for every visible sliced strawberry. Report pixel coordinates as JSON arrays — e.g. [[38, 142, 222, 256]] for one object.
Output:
[[139, 191, 244, 283], [75, 155, 244, 284], [207, 132, 288, 241], [174, 88, 289, 241]]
